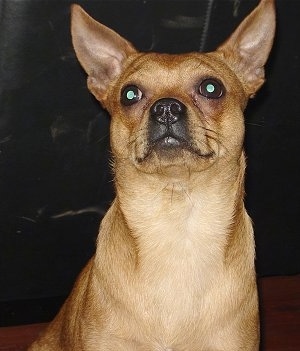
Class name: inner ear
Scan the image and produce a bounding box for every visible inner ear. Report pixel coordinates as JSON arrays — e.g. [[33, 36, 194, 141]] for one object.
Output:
[[71, 4, 137, 101], [216, 0, 276, 96]]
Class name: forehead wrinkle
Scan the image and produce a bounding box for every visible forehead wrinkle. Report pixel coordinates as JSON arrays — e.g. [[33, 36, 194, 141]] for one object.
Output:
[[180, 55, 227, 79], [122, 55, 176, 85], [126, 53, 166, 74]]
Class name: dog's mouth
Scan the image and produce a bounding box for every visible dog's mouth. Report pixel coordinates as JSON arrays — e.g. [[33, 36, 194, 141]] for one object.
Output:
[[154, 130, 187, 149], [159, 135, 182, 148], [137, 131, 216, 164]]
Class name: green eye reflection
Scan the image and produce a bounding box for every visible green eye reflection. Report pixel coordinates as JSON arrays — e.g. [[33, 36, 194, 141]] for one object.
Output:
[[121, 85, 143, 106], [206, 83, 215, 93], [199, 78, 224, 99], [126, 90, 136, 100]]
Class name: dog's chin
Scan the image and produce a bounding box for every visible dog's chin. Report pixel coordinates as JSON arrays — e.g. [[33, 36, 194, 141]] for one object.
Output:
[[134, 137, 217, 176]]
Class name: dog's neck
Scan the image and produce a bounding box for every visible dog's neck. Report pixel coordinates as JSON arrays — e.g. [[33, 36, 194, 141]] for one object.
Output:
[[100, 153, 251, 272]]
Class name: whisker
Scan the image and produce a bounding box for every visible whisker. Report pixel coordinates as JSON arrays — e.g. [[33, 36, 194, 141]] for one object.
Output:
[[245, 122, 264, 127], [199, 125, 218, 134], [204, 133, 223, 153], [178, 182, 194, 207], [95, 134, 110, 144]]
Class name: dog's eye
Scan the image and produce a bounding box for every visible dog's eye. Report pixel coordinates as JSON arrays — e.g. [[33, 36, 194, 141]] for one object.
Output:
[[198, 79, 224, 99], [121, 85, 143, 106]]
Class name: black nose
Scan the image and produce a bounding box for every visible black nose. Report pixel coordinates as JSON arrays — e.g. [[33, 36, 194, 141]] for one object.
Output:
[[150, 98, 186, 126]]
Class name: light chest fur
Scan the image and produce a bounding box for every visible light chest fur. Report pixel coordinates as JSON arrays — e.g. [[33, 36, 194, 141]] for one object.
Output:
[[93, 161, 252, 347]]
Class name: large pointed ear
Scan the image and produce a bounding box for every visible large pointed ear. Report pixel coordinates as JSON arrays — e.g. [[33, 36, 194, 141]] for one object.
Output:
[[71, 4, 137, 102], [216, 0, 276, 97]]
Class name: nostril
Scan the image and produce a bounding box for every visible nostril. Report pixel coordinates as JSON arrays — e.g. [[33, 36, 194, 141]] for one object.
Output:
[[153, 103, 165, 116], [150, 98, 186, 126], [170, 101, 183, 115]]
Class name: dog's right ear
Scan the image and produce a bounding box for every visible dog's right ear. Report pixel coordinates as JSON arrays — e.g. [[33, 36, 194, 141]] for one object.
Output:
[[71, 4, 137, 102]]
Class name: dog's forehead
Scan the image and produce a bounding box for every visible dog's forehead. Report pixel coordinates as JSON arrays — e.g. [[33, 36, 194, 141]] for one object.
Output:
[[123, 52, 228, 83]]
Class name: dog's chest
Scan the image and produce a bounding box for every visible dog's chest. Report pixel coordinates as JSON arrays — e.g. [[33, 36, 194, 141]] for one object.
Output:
[[128, 236, 225, 345]]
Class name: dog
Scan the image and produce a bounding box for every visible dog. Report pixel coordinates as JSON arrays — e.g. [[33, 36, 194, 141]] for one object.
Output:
[[28, 0, 275, 350]]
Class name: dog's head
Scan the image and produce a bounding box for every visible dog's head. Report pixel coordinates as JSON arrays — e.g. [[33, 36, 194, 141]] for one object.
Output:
[[71, 0, 275, 177]]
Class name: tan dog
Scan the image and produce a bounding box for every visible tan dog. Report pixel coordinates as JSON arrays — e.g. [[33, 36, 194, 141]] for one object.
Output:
[[29, 0, 275, 350]]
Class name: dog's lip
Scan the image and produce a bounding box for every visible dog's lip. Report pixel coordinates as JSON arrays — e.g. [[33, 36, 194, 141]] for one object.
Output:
[[161, 136, 181, 147], [136, 135, 215, 163], [152, 133, 187, 149]]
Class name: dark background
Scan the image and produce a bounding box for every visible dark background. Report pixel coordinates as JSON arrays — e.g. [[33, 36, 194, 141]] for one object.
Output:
[[0, 0, 299, 326]]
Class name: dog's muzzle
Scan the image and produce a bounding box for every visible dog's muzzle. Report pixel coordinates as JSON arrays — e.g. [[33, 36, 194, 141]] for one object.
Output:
[[148, 98, 190, 149]]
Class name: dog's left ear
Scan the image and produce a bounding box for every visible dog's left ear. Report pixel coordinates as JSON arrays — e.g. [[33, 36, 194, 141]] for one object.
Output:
[[71, 4, 137, 103], [216, 0, 276, 97]]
